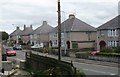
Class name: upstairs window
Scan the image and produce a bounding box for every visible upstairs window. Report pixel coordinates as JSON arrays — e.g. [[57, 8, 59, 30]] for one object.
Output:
[[100, 30, 104, 36], [54, 33, 57, 37], [108, 29, 117, 37]]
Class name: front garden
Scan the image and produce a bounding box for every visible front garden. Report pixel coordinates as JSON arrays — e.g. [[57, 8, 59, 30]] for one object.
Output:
[[75, 47, 120, 63], [96, 47, 120, 57]]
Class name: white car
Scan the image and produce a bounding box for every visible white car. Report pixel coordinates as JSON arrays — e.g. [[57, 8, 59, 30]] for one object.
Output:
[[31, 44, 43, 48]]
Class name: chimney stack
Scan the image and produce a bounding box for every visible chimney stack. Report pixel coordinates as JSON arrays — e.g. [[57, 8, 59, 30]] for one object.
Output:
[[24, 25, 26, 30], [16, 26, 19, 30], [69, 14, 75, 19], [43, 21, 47, 25], [30, 25, 32, 29]]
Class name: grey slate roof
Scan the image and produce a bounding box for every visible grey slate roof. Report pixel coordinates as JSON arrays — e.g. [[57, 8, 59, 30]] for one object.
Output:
[[21, 27, 33, 36], [50, 14, 96, 33], [30, 21, 53, 35], [10, 27, 22, 36], [97, 15, 120, 30]]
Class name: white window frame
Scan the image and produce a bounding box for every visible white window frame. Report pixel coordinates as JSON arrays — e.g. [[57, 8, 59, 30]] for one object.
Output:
[[108, 41, 118, 47], [108, 29, 117, 37]]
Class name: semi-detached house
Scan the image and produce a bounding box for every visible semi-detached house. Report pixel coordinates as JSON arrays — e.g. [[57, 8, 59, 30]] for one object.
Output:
[[49, 14, 97, 50], [30, 21, 53, 47], [10, 27, 22, 44], [10, 25, 33, 45], [97, 15, 120, 51]]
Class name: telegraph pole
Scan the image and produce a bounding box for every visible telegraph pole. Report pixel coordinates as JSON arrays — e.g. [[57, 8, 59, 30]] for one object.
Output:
[[58, 0, 61, 60]]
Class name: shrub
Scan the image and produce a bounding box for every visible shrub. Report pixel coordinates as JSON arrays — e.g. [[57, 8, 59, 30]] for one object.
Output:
[[75, 52, 89, 59], [100, 47, 114, 53], [113, 47, 120, 53], [96, 52, 120, 57], [76, 70, 85, 77]]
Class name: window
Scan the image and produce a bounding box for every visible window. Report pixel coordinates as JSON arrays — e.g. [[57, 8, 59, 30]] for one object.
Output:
[[108, 41, 118, 47], [66, 32, 70, 38], [100, 30, 104, 36], [34, 34, 37, 39], [108, 29, 117, 37], [30, 35, 33, 39], [61, 40, 64, 47], [54, 33, 57, 37], [53, 40, 57, 46], [61, 33, 64, 38]]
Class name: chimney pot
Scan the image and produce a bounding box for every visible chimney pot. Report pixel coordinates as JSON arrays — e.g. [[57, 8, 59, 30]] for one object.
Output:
[[24, 25, 26, 30], [30, 25, 32, 29], [16, 26, 19, 29], [43, 21, 47, 25], [69, 14, 75, 19]]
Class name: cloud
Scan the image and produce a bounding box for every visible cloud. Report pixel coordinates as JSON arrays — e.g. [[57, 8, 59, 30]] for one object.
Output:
[[0, 0, 119, 34], [61, 1, 118, 27]]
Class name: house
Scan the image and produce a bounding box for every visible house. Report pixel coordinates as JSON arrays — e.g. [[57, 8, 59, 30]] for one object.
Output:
[[20, 25, 33, 44], [30, 21, 53, 47], [97, 15, 120, 51], [0, 32, 2, 43], [10, 27, 22, 44], [49, 14, 97, 49]]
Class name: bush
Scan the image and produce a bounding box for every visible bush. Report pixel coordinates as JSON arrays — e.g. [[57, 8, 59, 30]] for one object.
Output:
[[76, 70, 85, 77], [100, 47, 114, 53], [96, 52, 120, 57], [75, 52, 89, 59], [113, 47, 120, 53]]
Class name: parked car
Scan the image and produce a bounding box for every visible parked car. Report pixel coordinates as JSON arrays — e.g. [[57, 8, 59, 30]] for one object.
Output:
[[31, 44, 43, 48], [6, 47, 16, 56], [13, 44, 22, 50]]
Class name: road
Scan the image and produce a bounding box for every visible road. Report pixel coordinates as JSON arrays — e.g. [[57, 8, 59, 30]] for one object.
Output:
[[7, 50, 120, 76], [7, 50, 25, 68], [74, 62, 118, 75]]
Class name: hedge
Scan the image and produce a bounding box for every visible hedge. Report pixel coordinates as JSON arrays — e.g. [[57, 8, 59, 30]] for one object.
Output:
[[75, 52, 89, 59], [96, 52, 120, 57]]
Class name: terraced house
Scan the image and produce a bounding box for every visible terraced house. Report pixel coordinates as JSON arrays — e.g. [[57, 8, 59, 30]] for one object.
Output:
[[49, 14, 97, 49], [30, 21, 53, 47], [97, 15, 120, 51]]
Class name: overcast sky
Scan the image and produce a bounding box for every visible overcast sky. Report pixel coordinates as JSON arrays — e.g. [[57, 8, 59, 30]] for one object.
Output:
[[0, 0, 119, 34]]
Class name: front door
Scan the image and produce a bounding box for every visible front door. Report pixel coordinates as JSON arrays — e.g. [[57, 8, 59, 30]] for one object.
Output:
[[99, 41, 106, 51]]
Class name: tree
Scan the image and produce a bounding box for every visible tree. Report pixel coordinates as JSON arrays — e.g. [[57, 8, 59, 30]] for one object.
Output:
[[1, 31, 9, 41]]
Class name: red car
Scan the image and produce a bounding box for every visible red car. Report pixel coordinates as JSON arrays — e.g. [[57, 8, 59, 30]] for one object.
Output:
[[6, 48, 16, 56]]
